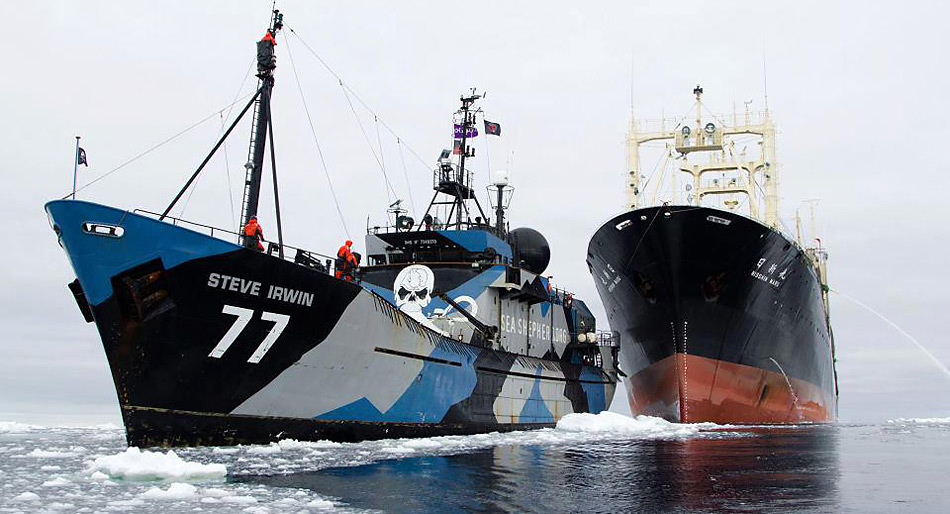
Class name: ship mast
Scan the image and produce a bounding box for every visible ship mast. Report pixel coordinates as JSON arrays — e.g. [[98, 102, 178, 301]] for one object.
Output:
[[240, 9, 284, 232], [159, 10, 286, 248], [418, 90, 490, 233]]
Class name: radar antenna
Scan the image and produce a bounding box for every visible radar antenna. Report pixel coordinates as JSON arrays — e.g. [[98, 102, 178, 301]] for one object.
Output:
[[417, 90, 491, 232]]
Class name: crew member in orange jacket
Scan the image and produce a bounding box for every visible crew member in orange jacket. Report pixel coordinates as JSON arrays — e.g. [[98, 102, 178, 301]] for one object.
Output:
[[335, 240, 359, 281], [243, 216, 265, 252]]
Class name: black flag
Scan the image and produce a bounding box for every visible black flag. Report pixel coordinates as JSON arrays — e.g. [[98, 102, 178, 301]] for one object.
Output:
[[77, 147, 88, 167], [484, 120, 501, 136]]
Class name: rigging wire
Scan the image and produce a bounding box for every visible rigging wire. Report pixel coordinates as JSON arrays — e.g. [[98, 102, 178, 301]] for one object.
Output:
[[285, 25, 435, 172], [283, 32, 351, 238], [373, 115, 392, 201], [180, 59, 256, 222], [340, 81, 397, 202], [178, 148, 203, 217], [221, 114, 236, 231], [396, 138, 417, 218], [637, 145, 671, 198], [624, 205, 664, 268], [221, 58, 256, 230], [649, 149, 672, 205], [65, 91, 257, 199]]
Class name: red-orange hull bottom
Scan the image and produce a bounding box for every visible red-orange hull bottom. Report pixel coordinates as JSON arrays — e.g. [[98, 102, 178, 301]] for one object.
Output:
[[626, 354, 834, 424]]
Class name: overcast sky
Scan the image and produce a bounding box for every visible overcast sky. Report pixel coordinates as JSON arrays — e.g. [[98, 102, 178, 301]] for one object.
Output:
[[2, 0, 948, 425]]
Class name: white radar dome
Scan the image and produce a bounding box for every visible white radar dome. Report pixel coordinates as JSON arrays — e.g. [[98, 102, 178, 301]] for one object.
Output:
[[492, 169, 509, 186]]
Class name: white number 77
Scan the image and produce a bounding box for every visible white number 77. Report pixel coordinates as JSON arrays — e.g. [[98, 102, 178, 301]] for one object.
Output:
[[208, 305, 290, 363]]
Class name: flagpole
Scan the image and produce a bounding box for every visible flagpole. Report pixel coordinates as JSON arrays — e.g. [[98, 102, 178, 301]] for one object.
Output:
[[72, 136, 80, 200]]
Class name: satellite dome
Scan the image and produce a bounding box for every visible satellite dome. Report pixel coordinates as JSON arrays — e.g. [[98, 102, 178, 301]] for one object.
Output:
[[492, 169, 509, 186], [510, 227, 550, 274]]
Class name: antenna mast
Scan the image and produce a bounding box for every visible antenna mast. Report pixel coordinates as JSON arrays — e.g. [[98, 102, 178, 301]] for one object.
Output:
[[454, 91, 479, 228], [420, 90, 490, 233]]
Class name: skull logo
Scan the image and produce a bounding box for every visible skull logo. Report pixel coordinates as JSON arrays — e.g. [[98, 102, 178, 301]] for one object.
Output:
[[393, 265, 435, 318]]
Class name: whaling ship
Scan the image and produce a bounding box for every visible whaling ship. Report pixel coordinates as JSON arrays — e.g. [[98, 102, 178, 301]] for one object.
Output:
[[46, 11, 618, 446], [587, 86, 837, 423]]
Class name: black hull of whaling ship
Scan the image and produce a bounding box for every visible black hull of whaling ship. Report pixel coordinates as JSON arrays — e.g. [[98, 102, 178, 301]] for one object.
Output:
[[587, 205, 837, 423], [48, 200, 617, 447]]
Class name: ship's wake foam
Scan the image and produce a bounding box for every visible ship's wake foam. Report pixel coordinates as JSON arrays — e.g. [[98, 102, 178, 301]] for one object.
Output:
[[216, 412, 726, 477]]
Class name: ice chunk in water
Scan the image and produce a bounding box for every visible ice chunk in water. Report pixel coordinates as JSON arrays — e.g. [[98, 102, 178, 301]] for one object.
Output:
[[140, 482, 199, 500], [556, 412, 712, 437], [88, 447, 227, 481]]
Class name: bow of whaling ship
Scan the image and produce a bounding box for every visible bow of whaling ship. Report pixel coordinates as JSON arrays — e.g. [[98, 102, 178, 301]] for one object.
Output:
[[46, 10, 618, 447], [587, 86, 838, 424]]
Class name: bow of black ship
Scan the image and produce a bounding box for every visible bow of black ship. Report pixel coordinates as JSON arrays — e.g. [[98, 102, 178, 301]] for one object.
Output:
[[588, 206, 837, 423]]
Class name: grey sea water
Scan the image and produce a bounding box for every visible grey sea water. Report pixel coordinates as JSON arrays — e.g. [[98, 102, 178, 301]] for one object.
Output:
[[1, 416, 947, 513]]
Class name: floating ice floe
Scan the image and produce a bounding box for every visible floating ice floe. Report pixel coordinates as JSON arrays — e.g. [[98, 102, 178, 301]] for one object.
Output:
[[888, 417, 950, 424], [556, 411, 716, 437], [11, 491, 40, 502], [140, 482, 199, 500], [41, 476, 73, 487], [245, 444, 282, 455], [26, 448, 82, 459], [277, 439, 342, 450], [0, 421, 42, 433], [88, 447, 227, 481]]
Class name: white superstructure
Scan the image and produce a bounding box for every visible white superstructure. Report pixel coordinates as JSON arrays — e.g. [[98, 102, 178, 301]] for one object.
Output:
[[625, 85, 780, 229]]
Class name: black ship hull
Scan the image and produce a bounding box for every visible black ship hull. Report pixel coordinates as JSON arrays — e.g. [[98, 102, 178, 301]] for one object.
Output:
[[588, 206, 837, 423], [47, 200, 616, 447]]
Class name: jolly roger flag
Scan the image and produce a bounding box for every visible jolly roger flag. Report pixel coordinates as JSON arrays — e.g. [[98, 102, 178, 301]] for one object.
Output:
[[77, 147, 88, 166], [484, 120, 501, 136]]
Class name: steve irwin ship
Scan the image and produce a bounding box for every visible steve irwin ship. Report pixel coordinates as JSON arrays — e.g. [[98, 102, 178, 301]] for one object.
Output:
[[45, 11, 617, 446], [587, 86, 837, 424]]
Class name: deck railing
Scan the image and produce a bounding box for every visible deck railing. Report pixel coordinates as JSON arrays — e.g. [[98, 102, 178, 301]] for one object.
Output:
[[134, 209, 339, 275]]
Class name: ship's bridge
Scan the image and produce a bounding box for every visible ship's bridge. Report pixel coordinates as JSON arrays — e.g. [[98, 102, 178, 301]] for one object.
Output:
[[363, 227, 512, 267]]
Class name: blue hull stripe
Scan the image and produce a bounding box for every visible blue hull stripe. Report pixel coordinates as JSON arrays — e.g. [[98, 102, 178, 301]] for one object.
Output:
[[580, 367, 607, 413], [45, 200, 239, 305], [315, 344, 479, 423], [518, 365, 556, 423]]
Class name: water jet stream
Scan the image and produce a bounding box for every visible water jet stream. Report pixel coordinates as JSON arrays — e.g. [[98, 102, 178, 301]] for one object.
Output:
[[831, 288, 950, 380]]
